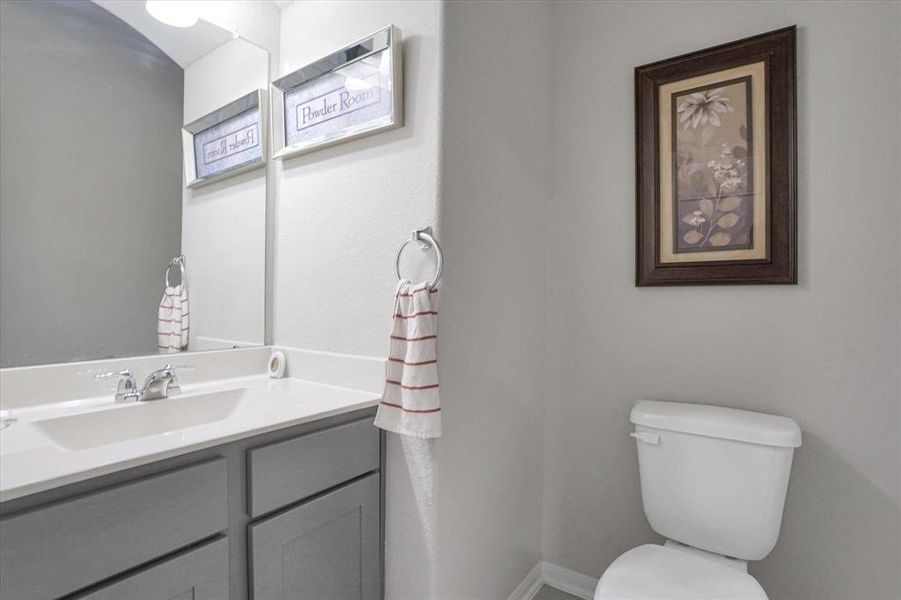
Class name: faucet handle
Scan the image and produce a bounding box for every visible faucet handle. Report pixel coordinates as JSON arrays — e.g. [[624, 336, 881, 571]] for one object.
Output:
[[95, 369, 132, 380], [161, 364, 193, 395], [95, 370, 139, 403]]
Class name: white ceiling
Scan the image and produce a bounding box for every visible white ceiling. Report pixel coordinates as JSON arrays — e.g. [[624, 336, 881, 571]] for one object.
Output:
[[92, 0, 234, 68]]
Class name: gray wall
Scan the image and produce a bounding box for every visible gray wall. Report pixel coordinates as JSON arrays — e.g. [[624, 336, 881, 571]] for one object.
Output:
[[543, 2, 900, 600], [436, 1, 551, 596], [0, 0, 183, 367]]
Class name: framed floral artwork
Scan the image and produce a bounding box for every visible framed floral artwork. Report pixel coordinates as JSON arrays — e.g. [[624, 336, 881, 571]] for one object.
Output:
[[636, 27, 797, 285]]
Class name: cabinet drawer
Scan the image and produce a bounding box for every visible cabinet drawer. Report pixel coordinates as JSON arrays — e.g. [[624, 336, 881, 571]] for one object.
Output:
[[0, 458, 227, 600], [248, 418, 379, 517], [250, 473, 380, 600], [78, 537, 228, 600]]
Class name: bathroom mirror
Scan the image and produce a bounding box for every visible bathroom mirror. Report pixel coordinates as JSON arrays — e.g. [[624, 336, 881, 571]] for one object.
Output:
[[0, 0, 271, 367]]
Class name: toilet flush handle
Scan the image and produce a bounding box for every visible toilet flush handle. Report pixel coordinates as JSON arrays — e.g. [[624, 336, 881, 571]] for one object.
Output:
[[630, 431, 660, 445]]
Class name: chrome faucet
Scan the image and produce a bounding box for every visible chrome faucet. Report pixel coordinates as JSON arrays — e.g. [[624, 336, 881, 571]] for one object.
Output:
[[96, 364, 188, 403], [138, 365, 182, 401], [95, 369, 139, 403]]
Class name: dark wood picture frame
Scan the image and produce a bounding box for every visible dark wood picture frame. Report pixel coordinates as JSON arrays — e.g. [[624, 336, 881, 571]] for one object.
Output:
[[636, 26, 797, 286]]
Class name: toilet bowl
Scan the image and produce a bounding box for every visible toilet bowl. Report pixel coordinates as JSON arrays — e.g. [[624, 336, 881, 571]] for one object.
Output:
[[595, 400, 801, 600], [595, 543, 766, 599]]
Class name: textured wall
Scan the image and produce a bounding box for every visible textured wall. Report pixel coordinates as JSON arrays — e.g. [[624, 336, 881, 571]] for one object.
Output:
[[274, 2, 440, 356], [273, 3, 552, 597], [272, 2, 443, 598], [0, 0, 183, 366], [543, 3, 901, 599], [273, 1, 442, 358], [435, 1, 551, 596]]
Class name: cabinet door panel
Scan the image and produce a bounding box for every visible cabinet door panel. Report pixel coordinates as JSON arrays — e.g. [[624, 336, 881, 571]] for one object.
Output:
[[251, 474, 380, 600], [0, 459, 227, 600], [249, 418, 379, 517], [79, 538, 228, 600]]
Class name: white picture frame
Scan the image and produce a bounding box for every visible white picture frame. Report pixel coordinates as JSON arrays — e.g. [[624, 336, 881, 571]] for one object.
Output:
[[182, 89, 268, 189], [271, 25, 403, 160]]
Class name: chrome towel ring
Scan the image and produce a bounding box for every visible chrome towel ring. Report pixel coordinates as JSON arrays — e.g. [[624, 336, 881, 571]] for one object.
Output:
[[395, 227, 443, 290], [165, 255, 186, 288]]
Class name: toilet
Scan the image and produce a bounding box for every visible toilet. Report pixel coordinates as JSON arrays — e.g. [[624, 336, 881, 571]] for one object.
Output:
[[595, 400, 802, 599]]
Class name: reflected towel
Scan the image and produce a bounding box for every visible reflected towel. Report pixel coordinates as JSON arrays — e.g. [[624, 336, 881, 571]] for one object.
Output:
[[374, 280, 441, 438], [158, 286, 189, 353]]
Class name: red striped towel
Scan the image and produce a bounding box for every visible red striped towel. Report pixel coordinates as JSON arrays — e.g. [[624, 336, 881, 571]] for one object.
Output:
[[374, 279, 441, 438], [158, 285, 189, 353]]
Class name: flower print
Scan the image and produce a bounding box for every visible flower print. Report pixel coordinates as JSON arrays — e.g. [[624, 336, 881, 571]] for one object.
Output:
[[677, 88, 734, 130], [707, 145, 744, 190], [686, 210, 706, 227], [720, 176, 742, 193], [683, 144, 746, 248]]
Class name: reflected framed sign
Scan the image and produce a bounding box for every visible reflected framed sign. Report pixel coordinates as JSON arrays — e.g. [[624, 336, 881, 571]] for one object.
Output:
[[271, 25, 403, 160], [182, 89, 267, 189]]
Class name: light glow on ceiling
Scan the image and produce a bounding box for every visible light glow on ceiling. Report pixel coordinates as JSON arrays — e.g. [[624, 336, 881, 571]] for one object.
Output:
[[145, 1, 200, 28]]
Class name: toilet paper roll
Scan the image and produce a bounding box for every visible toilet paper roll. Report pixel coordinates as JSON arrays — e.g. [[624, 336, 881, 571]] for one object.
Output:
[[268, 350, 286, 379]]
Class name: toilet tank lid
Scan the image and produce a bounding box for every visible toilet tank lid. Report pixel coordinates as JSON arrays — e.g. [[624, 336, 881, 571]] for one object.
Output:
[[631, 400, 801, 448]]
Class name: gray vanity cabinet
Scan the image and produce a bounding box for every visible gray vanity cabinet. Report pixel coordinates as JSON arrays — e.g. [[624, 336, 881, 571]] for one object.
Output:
[[0, 407, 383, 600], [250, 474, 381, 600], [0, 459, 228, 600], [79, 538, 229, 600]]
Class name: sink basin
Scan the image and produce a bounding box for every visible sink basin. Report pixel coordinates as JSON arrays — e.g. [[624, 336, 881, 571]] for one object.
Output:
[[33, 388, 269, 451]]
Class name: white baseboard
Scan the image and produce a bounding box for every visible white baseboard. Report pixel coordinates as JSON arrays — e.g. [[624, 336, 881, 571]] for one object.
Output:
[[507, 562, 599, 600], [505, 563, 544, 600], [541, 562, 598, 599]]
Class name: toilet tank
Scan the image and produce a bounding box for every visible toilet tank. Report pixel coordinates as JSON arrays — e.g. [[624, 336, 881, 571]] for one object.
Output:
[[631, 400, 801, 561]]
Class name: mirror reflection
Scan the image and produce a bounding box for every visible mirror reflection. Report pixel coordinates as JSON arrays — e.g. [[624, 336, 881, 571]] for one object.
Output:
[[0, 0, 268, 367]]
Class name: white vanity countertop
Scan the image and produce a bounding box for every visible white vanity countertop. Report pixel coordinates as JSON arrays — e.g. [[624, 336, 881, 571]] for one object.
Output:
[[0, 375, 380, 503]]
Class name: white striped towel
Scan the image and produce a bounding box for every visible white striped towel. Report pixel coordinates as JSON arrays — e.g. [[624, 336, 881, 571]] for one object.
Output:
[[374, 279, 441, 438], [158, 285, 189, 353]]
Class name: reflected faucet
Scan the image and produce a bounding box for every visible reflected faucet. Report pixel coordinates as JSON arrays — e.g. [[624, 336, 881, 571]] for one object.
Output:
[[139, 365, 182, 401], [95, 369, 139, 403]]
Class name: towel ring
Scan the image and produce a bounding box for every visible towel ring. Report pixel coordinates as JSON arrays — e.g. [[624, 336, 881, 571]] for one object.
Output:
[[395, 228, 443, 290], [165, 255, 186, 288]]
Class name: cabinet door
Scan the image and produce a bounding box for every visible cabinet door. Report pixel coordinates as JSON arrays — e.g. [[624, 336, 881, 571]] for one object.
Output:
[[250, 474, 380, 600], [79, 537, 228, 600], [0, 459, 227, 600], [248, 417, 379, 517]]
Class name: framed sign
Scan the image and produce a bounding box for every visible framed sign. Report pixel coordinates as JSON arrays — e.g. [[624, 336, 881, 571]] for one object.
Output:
[[182, 89, 267, 189], [271, 25, 402, 160], [636, 27, 797, 286]]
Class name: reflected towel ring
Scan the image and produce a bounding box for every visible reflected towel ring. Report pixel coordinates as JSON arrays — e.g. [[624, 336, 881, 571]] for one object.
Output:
[[395, 228, 442, 290], [165, 255, 186, 288]]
